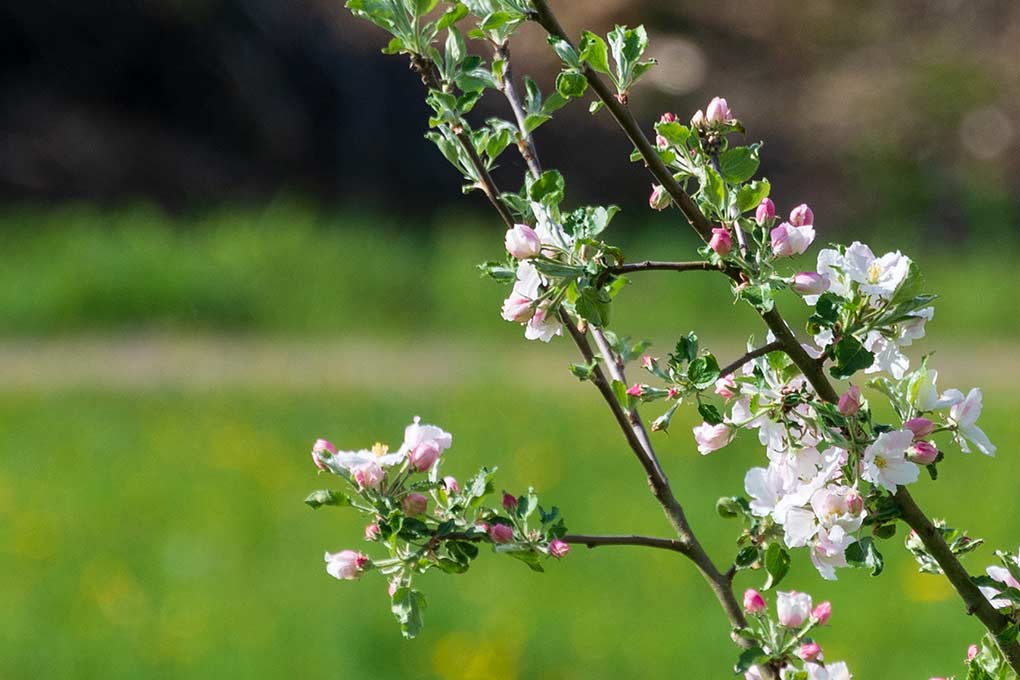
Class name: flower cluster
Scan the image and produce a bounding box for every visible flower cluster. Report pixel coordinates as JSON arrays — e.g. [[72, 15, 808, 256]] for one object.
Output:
[[306, 417, 568, 638], [738, 589, 851, 679]]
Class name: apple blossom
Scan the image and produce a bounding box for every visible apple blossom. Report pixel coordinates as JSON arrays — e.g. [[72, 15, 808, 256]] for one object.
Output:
[[325, 550, 369, 580], [502, 491, 518, 512], [771, 222, 816, 257], [709, 227, 733, 256], [792, 271, 829, 295], [743, 588, 766, 614], [837, 385, 861, 416], [705, 96, 733, 124], [843, 241, 910, 299], [755, 198, 776, 225], [501, 293, 534, 323], [311, 438, 336, 470], [690, 108, 705, 127], [353, 461, 385, 490], [777, 591, 813, 627], [967, 644, 979, 662], [903, 417, 935, 439], [789, 203, 814, 227], [947, 387, 996, 456], [489, 523, 513, 544], [524, 303, 563, 343], [626, 384, 646, 397], [812, 601, 832, 625], [693, 422, 733, 455], [504, 223, 541, 259], [715, 373, 737, 399], [649, 184, 670, 210], [443, 476, 460, 494], [400, 417, 452, 470], [908, 440, 938, 465], [402, 492, 428, 517], [660, 112, 677, 123], [862, 429, 918, 492], [364, 523, 381, 541], [805, 661, 852, 680], [549, 539, 570, 558], [797, 642, 823, 661]]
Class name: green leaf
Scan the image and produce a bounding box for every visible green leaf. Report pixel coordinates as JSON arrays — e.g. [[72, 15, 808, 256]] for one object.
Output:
[[672, 332, 699, 365], [523, 112, 551, 134], [436, 3, 467, 30], [830, 335, 875, 379], [763, 542, 791, 590], [738, 283, 774, 313], [845, 537, 884, 576], [698, 403, 723, 425], [687, 354, 721, 390], [700, 166, 726, 213], [611, 379, 630, 407], [736, 179, 771, 213], [381, 36, 405, 55], [807, 292, 842, 333], [578, 31, 610, 73], [734, 646, 767, 673], [390, 587, 427, 639], [547, 37, 580, 68], [735, 545, 759, 569], [576, 286, 611, 327], [718, 144, 761, 183], [654, 121, 690, 147], [444, 25, 466, 67], [528, 169, 565, 207], [715, 496, 749, 519], [890, 258, 924, 306], [413, 0, 439, 16], [304, 489, 352, 509], [555, 70, 588, 99], [479, 10, 510, 30]]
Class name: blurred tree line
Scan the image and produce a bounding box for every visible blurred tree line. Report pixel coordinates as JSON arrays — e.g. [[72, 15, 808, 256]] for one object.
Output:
[[1, 0, 1017, 242]]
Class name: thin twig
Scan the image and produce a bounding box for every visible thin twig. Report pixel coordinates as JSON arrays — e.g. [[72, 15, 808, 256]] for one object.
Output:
[[718, 340, 784, 378], [609, 260, 722, 275], [564, 533, 686, 553]]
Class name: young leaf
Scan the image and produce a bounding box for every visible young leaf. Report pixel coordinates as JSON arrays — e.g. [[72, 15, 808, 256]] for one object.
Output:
[[762, 542, 791, 590], [718, 145, 761, 184], [578, 31, 610, 73], [830, 335, 875, 379]]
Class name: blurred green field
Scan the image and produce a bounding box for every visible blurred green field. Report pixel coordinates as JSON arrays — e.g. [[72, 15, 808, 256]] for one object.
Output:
[[1, 205, 1019, 678]]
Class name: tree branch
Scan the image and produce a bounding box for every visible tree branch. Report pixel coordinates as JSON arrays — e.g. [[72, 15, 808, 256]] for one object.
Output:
[[529, 1, 1020, 673], [609, 260, 722, 275], [718, 340, 784, 378], [564, 533, 686, 553], [494, 43, 542, 179]]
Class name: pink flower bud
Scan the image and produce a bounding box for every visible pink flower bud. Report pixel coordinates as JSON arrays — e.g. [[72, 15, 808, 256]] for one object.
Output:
[[777, 591, 812, 627], [967, 644, 979, 662], [705, 97, 732, 124], [690, 109, 705, 127], [626, 384, 646, 397], [743, 588, 766, 614], [324, 550, 369, 580], [549, 539, 570, 558], [443, 476, 460, 494], [641, 355, 656, 370], [408, 441, 441, 472], [846, 492, 865, 515], [504, 224, 542, 259], [797, 642, 822, 661], [791, 272, 829, 295], [667, 386, 681, 399], [311, 439, 337, 470], [811, 601, 832, 625], [489, 523, 513, 544], [649, 184, 670, 211], [837, 385, 862, 416], [908, 440, 939, 465], [501, 293, 534, 323], [709, 227, 733, 256], [364, 523, 381, 541], [502, 492, 518, 512], [770, 222, 815, 257], [387, 580, 399, 598], [789, 203, 814, 227], [353, 461, 385, 491], [659, 112, 677, 123], [693, 422, 733, 455], [655, 134, 668, 150], [714, 374, 737, 399], [402, 492, 428, 517], [904, 417, 936, 439], [755, 198, 776, 225]]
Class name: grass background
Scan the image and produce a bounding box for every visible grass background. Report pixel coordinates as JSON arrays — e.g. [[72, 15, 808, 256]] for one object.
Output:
[[1, 203, 1018, 678]]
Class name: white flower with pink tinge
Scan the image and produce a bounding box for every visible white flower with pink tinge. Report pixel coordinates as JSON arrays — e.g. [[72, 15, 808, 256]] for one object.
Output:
[[398, 416, 453, 472], [805, 661, 853, 680], [842, 241, 910, 300], [946, 387, 996, 456], [861, 428, 918, 492], [979, 550, 1020, 608], [324, 550, 369, 580]]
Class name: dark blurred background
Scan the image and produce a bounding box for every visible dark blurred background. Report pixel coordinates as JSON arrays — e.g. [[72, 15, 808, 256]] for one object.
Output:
[[3, 3, 1020, 679], [2, 0, 1018, 243]]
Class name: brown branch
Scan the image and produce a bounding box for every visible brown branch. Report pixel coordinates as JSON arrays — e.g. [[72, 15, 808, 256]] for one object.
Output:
[[529, 1, 1020, 673], [609, 260, 722, 275], [718, 340, 784, 378], [564, 533, 686, 553], [494, 43, 543, 179]]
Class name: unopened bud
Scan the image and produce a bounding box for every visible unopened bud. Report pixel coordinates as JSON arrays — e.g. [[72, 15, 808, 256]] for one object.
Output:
[[755, 198, 776, 225], [791, 272, 829, 296], [489, 523, 513, 544], [502, 492, 518, 513], [797, 642, 823, 661], [837, 385, 862, 416], [908, 440, 939, 465], [743, 588, 766, 614], [709, 227, 733, 256], [904, 417, 936, 439], [402, 493, 428, 517], [649, 184, 670, 211], [811, 601, 832, 625], [549, 539, 570, 558]]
